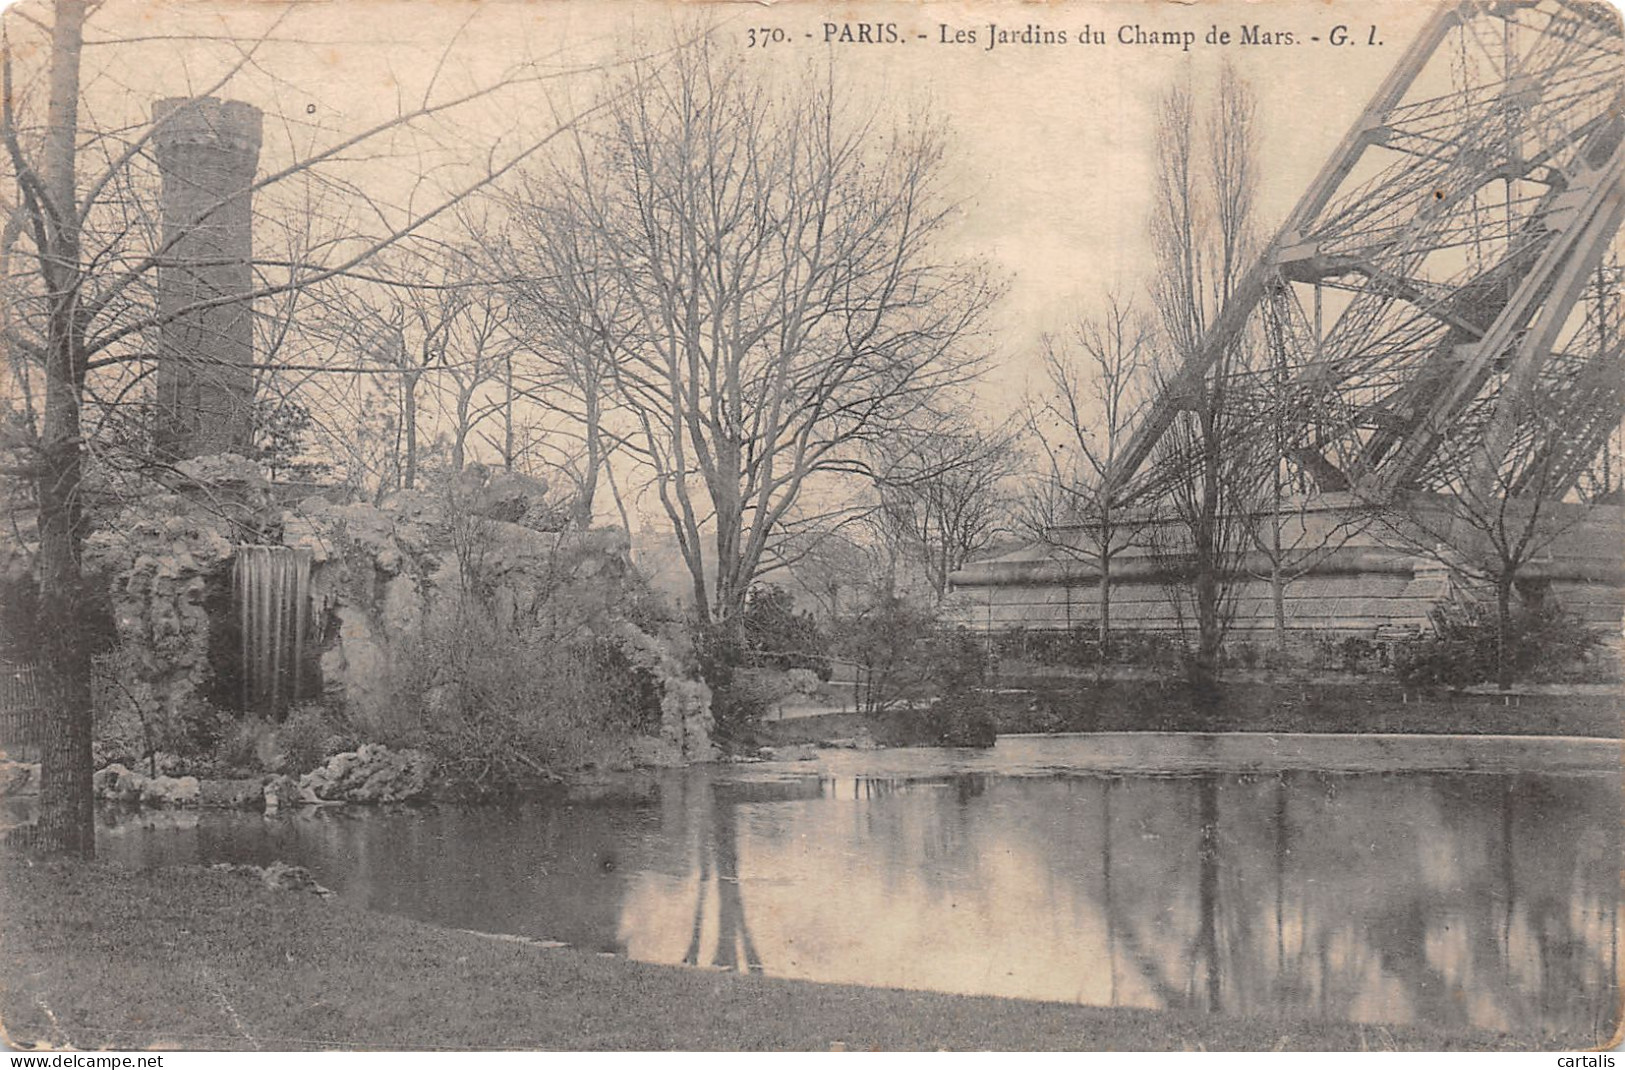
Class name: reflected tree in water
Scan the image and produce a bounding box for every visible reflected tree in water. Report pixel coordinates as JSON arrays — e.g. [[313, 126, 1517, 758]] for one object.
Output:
[[680, 782, 763, 974]]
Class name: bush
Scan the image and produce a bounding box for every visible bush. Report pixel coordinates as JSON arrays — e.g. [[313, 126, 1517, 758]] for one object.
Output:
[[928, 691, 997, 747], [1305, 633, 1382, 675], [995, 627, 1099, 669], [829, 595, 988, 713], [708, 668, 779, 738], [275, 704, 354, 776], [1395, 600, 1604, 689], [691, 621, 755, 740], [995, 626, 1186, 674], [738, 585, 831, 677], [394, 605, 664, 793]]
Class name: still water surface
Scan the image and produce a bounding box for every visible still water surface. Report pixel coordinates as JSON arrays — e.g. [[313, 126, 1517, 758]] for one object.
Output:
[[96, 736, 1620, 1041]]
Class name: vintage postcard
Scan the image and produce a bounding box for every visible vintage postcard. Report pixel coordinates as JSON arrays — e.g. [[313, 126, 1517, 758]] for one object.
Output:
[[0, 0, 1620, 1054]]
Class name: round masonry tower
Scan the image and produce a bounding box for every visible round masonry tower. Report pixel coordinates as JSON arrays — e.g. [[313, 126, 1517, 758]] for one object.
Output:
[[151, 96, 263, 461]]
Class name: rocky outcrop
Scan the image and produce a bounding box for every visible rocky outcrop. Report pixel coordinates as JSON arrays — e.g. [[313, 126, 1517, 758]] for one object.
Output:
[[85, 492, 237, 725], [79, 453, 721, 775], [94, 752, 431, 811], [209, 860, 333, 897], [297, 743, 432, 804], [0, 760, 39, 797], [262, 774, 300, 814], [92, 764, 201, 807], [615, 623, 717, 762], [462, 465, 565, 530], [285, 484, 649, 733]]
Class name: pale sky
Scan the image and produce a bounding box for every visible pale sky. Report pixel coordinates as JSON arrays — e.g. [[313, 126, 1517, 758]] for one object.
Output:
[[15, 0, 1441, 409], [4, 0, 1447, 542]]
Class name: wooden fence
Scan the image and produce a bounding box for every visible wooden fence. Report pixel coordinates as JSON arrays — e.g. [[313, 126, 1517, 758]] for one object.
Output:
[[0, 662, 46, 748]]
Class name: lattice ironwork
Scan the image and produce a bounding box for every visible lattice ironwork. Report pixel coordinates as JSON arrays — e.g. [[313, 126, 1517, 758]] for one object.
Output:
[[1113, 0, 1625, 506]]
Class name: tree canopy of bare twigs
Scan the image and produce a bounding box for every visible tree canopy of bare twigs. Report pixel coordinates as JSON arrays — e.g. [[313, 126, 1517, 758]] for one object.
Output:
[[517, 38, 999, 626], [497, 172, 633, 529], [1371, 393, 1602, 690], [1023, 294, 1153, 644], [1143, 65, 1263, 686], [875, 420, 1021, 605]]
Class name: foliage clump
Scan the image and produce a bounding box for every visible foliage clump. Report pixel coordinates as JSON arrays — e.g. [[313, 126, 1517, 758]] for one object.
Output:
[[1394, 601, 1606, 690], [389, 605, 664, 795]]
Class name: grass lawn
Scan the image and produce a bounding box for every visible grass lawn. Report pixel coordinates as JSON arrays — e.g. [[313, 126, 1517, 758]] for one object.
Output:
[[0, 858, 1593, 1051]]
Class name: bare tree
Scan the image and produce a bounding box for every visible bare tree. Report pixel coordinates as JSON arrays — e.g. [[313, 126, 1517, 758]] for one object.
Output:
[[436, 278, 518, 478], [535, 38, 997, 627], [1373, 385, 1601, 691], [498, 174, 631, 528], [1024, 295, 1153, 645], [1227, 291, 1373, 651], [1144, 66, 1262, 688], [0, 0, 622, 855], [875, 420, 1020, 605], [315, 246, 464, 494]]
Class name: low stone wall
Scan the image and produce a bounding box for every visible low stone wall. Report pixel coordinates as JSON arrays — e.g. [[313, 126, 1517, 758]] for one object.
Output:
[[948, 497, 1625, 640]]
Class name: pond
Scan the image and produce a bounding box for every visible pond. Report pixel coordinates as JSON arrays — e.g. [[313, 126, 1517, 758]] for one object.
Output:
[[94, 735, 1620, 1043]]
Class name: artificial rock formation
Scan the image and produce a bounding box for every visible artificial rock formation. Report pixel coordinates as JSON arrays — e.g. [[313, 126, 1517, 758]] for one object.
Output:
[[297, 744, 432, 804], [91, 764, 202, 807], [613, 623, 718, 764], [83, 455, 720, 766], [84, 472, 240, 728]]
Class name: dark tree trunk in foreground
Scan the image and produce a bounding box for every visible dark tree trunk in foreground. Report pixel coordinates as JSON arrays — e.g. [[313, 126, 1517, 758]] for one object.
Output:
[[31, 0, 95, 857]]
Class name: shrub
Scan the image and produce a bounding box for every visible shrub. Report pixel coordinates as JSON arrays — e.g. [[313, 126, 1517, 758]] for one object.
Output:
[[1229, 641, 1260, 670], [708, 669, 778, 739], [394, 604, 663, 793], [1110, 629, 1184, 673], [692, 620, 755, 740], [928, 691, 997, 747], [828, 595, 989, 713], [129, 695, 232, 762], [739, 585, 831, 677], [1395, 600, 1604, 689], [275, 704, 354, 776], [1306, 632, 1382, 675]]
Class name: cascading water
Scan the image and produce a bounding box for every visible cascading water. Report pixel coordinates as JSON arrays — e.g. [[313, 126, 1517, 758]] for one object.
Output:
[[232, 545, 312, 719]]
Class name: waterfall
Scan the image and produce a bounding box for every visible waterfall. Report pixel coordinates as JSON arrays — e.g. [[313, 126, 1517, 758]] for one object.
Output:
[[232, 545, 312, 719]]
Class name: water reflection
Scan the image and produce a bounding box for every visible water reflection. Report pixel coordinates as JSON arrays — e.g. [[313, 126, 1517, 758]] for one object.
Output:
[[96, 755, 1620, 1043]]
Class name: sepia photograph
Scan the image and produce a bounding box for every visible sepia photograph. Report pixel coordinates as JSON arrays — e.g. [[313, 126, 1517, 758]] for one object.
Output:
[[0, 0, 1620, 1053]]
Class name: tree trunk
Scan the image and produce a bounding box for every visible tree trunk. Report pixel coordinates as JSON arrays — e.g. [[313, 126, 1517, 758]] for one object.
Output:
[[35, 343, 96, 858], [402, 372, 419, 490], [1195, 562, 1222, 689], [1193, 407, 1225, 692], [34, 0, 95, 858], [1496, 572, 1515, 692], [1267, 490, 1287, 651], [450, 388, 470, 473], [574, 394, 600, 529], [1271, 560, 1286, 652], [1097, 547, 1112, 649]]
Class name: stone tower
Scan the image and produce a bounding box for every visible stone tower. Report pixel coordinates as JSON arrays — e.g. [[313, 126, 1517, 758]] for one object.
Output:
[[152, 97, 263, 461]]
